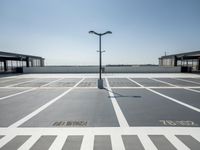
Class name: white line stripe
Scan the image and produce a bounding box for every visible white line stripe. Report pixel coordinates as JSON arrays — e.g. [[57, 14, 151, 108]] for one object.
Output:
[[147, 88, 200, 112], [0, 135, 16, 148], [127, 78, 144, 87], [17, 135, 41, 150], [150, 78, 177, 87], [40, 78, 64, 87], [0, 78, 17, 83], [148, 78, 200, 93], [75, 87, 97, 89], [183, 88, 200, 93], [111, 86, 200, 89], [80, 134, 94, 150], [174, 78, 200, 85], [165, 134, 190, 150], [48, 135, 67, 150], [151, 78, 200, 93], [0, 127, 200, 135], [5, 79, 38, 87], [0, 88, 37, 101], [105, 78, 129, 127], [8, 78, 85, 128], [111, 134, 125, 150], [128, 78, 200, 113], [138, 134, 158, 150], [192, 134, 200, 142], [1, 86, 200, 89]]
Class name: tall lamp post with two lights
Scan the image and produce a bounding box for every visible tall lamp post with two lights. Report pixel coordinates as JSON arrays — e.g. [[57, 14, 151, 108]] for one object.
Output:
[[89, 30, 112, 89]]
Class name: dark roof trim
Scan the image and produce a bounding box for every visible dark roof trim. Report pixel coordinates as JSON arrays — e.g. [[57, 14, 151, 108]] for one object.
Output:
[[160, 50, 200, 59], [0, 51, 44, 59]]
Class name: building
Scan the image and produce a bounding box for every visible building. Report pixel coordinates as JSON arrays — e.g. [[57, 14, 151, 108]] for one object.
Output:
[[0, 51, 44, 73], [159, 51, 200, 72]]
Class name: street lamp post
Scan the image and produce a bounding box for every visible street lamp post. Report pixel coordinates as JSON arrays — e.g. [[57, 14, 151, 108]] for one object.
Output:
[[89, 30, 112, 89]]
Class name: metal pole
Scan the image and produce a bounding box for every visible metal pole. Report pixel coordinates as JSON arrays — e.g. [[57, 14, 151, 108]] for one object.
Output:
[[99, 35, 102, 80], [89, 30, 111, 89]]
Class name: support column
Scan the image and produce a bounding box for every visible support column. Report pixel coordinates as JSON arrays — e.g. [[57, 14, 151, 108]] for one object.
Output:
[[26, 57, 30, 67], [40, 59, 45, 67], [174, 56, 177, 66], [3, 60, 7, 72], [31, 59, 34, 67]]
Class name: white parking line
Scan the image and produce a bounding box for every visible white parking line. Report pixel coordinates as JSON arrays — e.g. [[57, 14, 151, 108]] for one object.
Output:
[[5, 79, 39, 87], [147, 88, 200, 112], [127, 78, 144, 87], [128, 78, 200, 113], [183, 88, 200, 93], [1, 86, 200, 89], [105, 78, 129, 127], [165, 134, 190, 150], [138, 134, 158, 150], [0, 134, 16, 149], [0, 78, 17, 83], [40, 78, 64, 87], [0, 88, 37, 101], [48, 135, 67, 150], [111, 86, 200, 89], [111, 133, 126, 150], [0, 127, 199, 150], [8, 78, 85, 128], [149, 78, 177, 87], [151, 78, 200, 94], [174, 78, 200, 85], [17, 135, 41, 150], [80, 134, 94, 150]]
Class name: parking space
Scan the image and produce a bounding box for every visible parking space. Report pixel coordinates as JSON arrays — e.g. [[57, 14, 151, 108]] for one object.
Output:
[[14, 78, 59, 87], [45, 78, 81, 87], [0, 78, 35, 87], [21, 89, 119, 127], [108, 78, 139, 87], [154, 88, 200, 109], [112, 88, 200, 127], [0, 78, 15, 83], [0, 74, 200, 149], [192, 88, 200, 91], [131, 78, 172, 87], [0, 88, 66, 127], [0, 88, 30, 98], [77, 78, 107, 87], [155, 78, 200, 87], [77, 78, 98, 87], [179, 78, 200, 84]]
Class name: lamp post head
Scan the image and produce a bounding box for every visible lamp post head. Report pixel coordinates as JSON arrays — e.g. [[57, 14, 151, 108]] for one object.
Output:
[[89, 31, 95, 34], [89, 30, 112, 36], [104, 31, 112, 34], [89, 31, 99, 35]]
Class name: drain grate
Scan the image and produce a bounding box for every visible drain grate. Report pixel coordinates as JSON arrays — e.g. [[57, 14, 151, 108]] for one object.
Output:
[[53, 121, 87, 127]]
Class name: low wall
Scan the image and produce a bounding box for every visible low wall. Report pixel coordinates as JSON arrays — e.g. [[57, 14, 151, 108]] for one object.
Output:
[[105, 66, 181, 73], [23, 66, 181, 73], [23, 66, 99, 73]]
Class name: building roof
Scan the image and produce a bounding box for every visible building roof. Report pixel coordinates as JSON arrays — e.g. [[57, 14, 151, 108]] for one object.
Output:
[[160, 50, 200, 59], [0, 51, 44, 59]]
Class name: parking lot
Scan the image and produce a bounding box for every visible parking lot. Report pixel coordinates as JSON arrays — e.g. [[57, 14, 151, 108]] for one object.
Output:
[[0, 73, 200, 150]]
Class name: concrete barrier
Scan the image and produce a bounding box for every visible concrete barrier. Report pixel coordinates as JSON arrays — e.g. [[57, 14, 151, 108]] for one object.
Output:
[[23, 66, 99, 73], [105, 66, 181, 73], [23, 66, 181, 73]]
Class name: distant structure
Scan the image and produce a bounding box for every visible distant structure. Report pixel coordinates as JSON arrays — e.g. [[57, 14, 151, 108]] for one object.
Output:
[[159, 50, 200, 72], [0, 51, 44, 73]]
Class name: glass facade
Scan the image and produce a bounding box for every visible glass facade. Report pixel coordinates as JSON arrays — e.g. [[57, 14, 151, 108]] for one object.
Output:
[[0, 52, 44, 72], [160, 57, 200, 71]]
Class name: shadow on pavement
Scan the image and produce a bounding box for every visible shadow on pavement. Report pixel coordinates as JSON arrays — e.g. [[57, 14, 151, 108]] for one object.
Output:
[[103, 88, 142, 98]]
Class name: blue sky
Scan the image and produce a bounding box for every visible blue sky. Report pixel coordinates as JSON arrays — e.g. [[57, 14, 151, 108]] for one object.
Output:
[[0, 0, 200, 65]]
